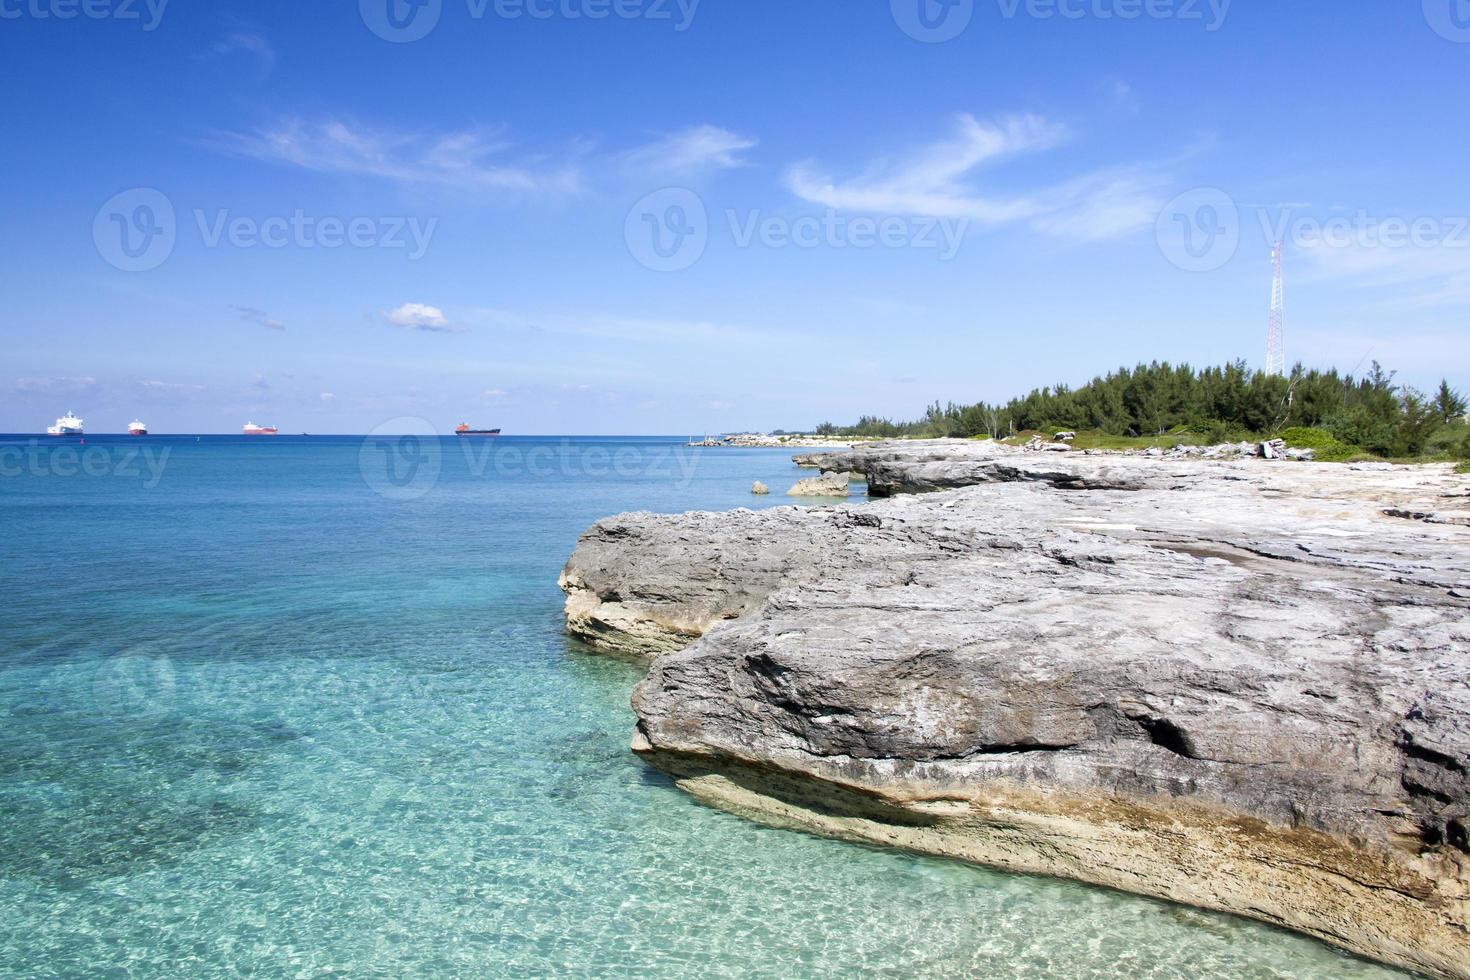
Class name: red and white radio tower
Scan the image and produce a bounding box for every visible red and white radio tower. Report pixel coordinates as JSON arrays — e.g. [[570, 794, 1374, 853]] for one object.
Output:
[[1266, 241, 1286, 376]]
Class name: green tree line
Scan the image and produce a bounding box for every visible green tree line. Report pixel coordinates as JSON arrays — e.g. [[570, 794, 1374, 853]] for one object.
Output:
[[814, 361, 1469, 460]]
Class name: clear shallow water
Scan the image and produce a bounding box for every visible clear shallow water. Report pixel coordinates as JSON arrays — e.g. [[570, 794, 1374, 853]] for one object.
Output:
[[0, 435, 1409, 978]]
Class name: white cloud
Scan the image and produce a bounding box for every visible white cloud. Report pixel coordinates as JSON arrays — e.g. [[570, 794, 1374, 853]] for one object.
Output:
[[319, 392, 335, 402], [209, 118, 581, 196], [482, 388, 509, 399], [784, 112, 1167, 241], [621, 125, 757, 174], [383, 303, 460, 333]]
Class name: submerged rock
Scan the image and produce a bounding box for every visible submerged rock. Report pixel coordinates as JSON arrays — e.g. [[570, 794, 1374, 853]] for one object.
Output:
[[562, 444, 1470, 978]]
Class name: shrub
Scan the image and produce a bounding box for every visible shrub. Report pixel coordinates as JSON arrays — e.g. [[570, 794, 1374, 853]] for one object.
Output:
[[1393, 388, 1442, 457], [1280, 426, 1356, 461], [1279, 427, 1336, 449], [1315, 444, 1361, 462], [1429, 422, 1470, 460], [1324, 407, 1395, 455], [1191, 418, 1252, 445]]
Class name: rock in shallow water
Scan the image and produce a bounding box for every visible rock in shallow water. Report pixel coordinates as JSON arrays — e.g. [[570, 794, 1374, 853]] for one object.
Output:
[[561, 443, 1470, 978], [786, 472, 851, 497]]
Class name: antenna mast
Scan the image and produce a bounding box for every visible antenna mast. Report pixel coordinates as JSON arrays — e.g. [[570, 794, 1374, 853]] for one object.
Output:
[[1266, 241, 1286, 376]]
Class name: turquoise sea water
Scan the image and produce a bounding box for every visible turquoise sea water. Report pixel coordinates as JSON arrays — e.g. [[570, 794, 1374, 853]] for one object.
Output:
[[0, 435, 1408, 978]]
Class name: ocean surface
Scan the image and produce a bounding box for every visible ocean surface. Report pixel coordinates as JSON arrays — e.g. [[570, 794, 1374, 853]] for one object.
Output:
[[0, 434, 1408, 978]]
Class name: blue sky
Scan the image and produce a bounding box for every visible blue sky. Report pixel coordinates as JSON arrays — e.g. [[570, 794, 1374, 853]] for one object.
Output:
[[3, 0, 1467, 434]]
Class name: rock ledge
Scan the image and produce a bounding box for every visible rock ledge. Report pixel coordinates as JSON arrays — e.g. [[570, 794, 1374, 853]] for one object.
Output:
[[561, 445, 1470, 978]]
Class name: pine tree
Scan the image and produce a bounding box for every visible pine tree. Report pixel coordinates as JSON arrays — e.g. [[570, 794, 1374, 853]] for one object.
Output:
[[1433, 379, 1467, 423]]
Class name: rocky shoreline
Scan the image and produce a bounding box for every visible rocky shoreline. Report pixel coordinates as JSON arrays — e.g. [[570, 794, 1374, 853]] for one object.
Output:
[[688, 433, 861, 448], [560, 440, 1470, 978]]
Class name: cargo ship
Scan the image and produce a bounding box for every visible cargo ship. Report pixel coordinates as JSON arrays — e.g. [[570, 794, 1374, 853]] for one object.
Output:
[[128, 420, 148, 436], [243, 422, 279, 436], [455, 423, 502, 437], [46, 411, 84, 436]]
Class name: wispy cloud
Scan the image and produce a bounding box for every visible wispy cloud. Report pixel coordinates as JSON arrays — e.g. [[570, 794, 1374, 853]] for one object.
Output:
[[1028, 168, 1167, 242], [784, 112, 1167, 241], [208, 118, 582, 196], [1292, 326, 1469, 378], [382, 303, 462, 333], [621, 125, 757, 175], [15, 376, 97, 394], [468, 308, 791, 346], [207, 117, 761, 198], [231, 305, 285, 331], [785, 114, 1065, 222], [199, 31, 276, 79], [1295, 236, 1470, 309], [139, 379, 206, 393], [1102, 77, 1139, 114]]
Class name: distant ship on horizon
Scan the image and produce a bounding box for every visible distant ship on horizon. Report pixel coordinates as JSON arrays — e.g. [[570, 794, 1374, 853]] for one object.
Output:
[[47, 411, 83, 436], [455, 423, 502, 437], [243, 422, 279, 436], [128, 419, 148, 436]]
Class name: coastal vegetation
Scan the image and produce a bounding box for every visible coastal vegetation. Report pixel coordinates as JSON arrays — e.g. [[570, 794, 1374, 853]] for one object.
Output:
[[813, 362, 1469, 463]]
